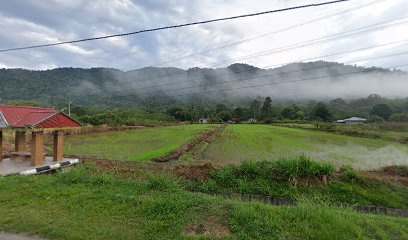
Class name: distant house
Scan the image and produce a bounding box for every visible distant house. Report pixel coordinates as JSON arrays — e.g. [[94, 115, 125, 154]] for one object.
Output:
[[334, 117, 367, 125], [198, 118, 208, 124], [248, 118, 257, 123]]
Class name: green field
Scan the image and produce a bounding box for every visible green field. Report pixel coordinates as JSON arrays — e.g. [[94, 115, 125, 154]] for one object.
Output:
[[0, 165, 407, 240], [202, 125, 408, 170], [65, 125, 217, 161]]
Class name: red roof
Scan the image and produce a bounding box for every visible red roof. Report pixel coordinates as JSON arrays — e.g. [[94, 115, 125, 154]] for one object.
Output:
[[0, 105, 81, 129]]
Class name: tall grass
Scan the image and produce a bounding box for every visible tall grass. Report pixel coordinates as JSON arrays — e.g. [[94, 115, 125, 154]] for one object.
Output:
[[188, 156, 408, 208]]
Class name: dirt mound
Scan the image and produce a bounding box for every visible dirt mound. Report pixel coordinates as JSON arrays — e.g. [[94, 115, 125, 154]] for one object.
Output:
[[183, 217, 231, 238], [364, 166, 408, 186], [173, 163, 216, 181], [381, 166, 408, 177], [153, 124, 227, 163]]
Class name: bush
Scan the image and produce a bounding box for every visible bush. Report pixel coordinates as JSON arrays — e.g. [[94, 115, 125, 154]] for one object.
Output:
[[273, 156, 335, 186], [339, 166, 360, 182], [209, 156, 335, 188]]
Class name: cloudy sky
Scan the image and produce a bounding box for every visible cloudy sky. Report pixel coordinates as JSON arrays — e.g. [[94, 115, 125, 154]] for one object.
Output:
[[0, 0, 407, 71]]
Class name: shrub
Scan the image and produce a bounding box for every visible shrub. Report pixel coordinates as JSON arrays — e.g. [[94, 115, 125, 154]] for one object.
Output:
[[339, 166, 361, 182], [273, 156, 335, 186], [208, 156, 335, 188]]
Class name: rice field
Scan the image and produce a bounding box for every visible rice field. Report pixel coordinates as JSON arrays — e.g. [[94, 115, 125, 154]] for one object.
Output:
[[65, 124, 217, 161], [202, 125, 408, 170]]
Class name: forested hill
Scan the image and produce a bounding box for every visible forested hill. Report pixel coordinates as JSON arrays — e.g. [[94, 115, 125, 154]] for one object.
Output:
[[0, 61, 406, 108]]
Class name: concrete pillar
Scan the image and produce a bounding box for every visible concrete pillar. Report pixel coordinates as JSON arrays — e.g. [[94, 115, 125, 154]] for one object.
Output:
[[15, 131, 26, 152], [0, 130, 3, 161], [31, 131, 44, 166], [53, 130, 64, 162]]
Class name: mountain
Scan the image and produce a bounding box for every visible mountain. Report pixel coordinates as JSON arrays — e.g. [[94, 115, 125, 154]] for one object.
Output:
[[0, 61, 406, 108]]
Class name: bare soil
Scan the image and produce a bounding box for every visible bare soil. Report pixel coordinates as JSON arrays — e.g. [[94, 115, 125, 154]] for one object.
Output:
[[182, 216, 231, 238], [153, 124, 227, 162], [364, 166, 408, 186]]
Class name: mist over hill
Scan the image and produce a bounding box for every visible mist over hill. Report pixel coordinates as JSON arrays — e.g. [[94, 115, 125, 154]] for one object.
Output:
[[0, 61, 406, 108]]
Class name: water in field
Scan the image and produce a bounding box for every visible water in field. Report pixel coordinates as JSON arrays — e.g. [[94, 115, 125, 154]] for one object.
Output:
[[202, 125, 408, 170]]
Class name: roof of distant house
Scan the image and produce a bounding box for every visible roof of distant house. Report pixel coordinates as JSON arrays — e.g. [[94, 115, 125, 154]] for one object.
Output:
[[344, 117, 367, 121], [0, 105, 81, 129]]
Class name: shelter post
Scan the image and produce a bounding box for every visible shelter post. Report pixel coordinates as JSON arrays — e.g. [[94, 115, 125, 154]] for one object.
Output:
[[31, 131, 44, 166], [53, 130, 64, 162], [0, 130, 2, 160], [15, 131, 26, 152]]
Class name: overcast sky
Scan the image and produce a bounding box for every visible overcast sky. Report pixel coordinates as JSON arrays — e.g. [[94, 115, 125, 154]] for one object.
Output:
[[0, 0, 407, 71]]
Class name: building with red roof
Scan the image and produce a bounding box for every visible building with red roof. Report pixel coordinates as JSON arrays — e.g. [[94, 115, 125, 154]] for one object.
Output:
[[0, 105, 81, 166]]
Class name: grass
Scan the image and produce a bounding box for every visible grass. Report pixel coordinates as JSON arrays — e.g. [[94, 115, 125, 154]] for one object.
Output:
[[64, 125, 217, 161], [0, 164, 408, 239], [276, 122, 408, 143], [187, 156, 408, 208], [202, 124, 408, 170]]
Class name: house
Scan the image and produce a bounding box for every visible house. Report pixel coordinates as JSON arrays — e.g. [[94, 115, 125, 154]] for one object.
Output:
[[0, 105, 81, 166], [198, 118, 208, 124], [334, 117, 367, 125], [344, 117, 367, 125], [248, 117, 257, 123]]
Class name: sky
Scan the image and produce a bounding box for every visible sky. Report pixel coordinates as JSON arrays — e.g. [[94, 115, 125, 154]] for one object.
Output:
[[0, 0, 407, 71]]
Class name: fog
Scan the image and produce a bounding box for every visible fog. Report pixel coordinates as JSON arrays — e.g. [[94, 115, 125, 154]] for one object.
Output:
[[72, 61, 408, 102]]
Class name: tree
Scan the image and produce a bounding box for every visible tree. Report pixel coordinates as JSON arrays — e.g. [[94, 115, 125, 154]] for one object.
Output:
[[216, 104, 229, 113], [233, 107, 245, 120], [281, 107, 297, 120], [167, 105, 187, 121], [370, 104, 392, 120], [389, 113, 408, 122], [249, 96, 261, 118], [312, 102, 332, 121], [261, 97, 272, 117], [217, 110, 232, 122], [8, 100, 39, 107]]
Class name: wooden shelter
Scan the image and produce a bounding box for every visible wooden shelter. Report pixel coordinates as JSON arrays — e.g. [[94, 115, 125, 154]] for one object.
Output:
[[0, 105, 81, 166]]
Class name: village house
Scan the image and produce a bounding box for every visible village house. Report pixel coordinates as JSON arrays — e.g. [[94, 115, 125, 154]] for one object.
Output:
[[248, 117, 257, 123], [334, 117, 367, 125], [198, 118, 208, 124]]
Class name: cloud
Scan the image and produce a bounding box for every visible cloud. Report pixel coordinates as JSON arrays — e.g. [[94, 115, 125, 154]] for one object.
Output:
[[0, 0, 406, 71]]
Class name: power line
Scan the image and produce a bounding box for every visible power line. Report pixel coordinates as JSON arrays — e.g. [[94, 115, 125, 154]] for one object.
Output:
[[152, 0, 386, 67], [137, 51, 408, 94], [121, 16, 408, 85], [0, 0, 350, 53], [89, 0, 384, 72]]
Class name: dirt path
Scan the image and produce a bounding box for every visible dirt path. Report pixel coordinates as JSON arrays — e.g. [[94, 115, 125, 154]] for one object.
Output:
[[0, 233, 44, 240]]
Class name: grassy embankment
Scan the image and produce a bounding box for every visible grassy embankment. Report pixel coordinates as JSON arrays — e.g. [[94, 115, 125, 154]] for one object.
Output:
[[65, 124, 218, 161], [202, 124, 408, 169], [0, 162, 408, 240], [275, 122, 408, 143], [188, 156, 408, 209]]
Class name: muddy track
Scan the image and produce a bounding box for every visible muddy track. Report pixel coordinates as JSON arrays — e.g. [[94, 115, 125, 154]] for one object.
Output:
[[153, 124, 227, 163]]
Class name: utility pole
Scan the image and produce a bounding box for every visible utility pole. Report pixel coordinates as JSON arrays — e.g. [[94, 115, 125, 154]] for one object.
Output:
[[68, 100, 72, 116]]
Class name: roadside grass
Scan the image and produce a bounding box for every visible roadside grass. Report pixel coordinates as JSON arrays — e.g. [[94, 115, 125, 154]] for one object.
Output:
[[187, 156, 408, 208], [202, 124, 408, 169], [64, 124, 217, 161], [276, 122, 408, 143], [0, 164, 408, 239]]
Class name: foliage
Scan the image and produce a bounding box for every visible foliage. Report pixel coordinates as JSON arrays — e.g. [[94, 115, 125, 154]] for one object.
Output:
[[339, 166, 361, 182], [78, 109, 175, 127], [312, 102, 333, 121], [371, 103, 392, 120], [8, 100, 39, 106], [189, 158, 408, 208]]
